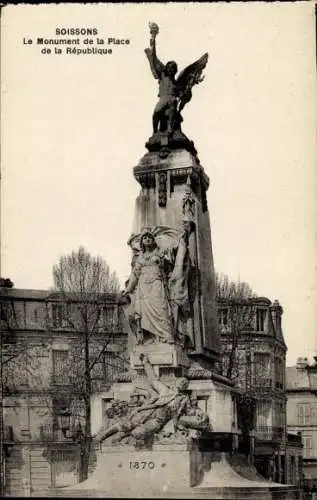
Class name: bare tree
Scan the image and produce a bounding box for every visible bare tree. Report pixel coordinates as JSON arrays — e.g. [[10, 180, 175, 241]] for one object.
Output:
[[50, 247, 127, 481], [216, 273, 258, 456], [1, 306, 45, 390], [216, 273, 256, 383]]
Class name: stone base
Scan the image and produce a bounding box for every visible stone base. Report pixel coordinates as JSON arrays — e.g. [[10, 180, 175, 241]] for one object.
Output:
[[90, 370, 236, 441], [130, 343, 190, 376], [51, 449, 299, 500], [145, 131, 198, 160]]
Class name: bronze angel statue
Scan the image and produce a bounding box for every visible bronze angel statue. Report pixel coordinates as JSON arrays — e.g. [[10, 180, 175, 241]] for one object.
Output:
[[145, 22, 208, 135]]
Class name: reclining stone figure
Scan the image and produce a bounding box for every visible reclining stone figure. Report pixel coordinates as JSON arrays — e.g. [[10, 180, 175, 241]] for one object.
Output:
[[93, 354, 210, 447]]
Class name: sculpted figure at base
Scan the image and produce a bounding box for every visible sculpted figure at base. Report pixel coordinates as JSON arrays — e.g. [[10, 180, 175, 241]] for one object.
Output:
[[122, 224, 195, 347], [169, 219, 196, 348], [145, 22, 208, 135], [94, 354, 210, 448]]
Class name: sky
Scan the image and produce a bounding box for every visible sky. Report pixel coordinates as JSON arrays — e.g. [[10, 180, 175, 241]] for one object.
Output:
[[1, 2, 316, 366]]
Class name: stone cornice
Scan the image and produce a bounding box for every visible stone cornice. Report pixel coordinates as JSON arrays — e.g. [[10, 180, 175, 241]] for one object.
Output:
[[134, 149, 210, 191]]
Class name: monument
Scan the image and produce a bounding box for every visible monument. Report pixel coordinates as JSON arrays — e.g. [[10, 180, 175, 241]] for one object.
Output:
[[61, 23, 298, 500]]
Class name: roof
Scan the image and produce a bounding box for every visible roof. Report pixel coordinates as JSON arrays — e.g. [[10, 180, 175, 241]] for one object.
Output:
[[0, 288, 120, 303], [0, 288, 51, 300], [286, 365, 311, 391]]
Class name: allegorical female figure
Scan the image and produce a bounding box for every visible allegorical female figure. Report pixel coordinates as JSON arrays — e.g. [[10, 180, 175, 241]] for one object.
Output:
[[122, 230, 174, 345], [122, 224, 196, 347]]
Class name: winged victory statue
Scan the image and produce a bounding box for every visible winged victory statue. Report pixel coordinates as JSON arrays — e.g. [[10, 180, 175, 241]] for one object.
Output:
[[145, 22, 208, 140]]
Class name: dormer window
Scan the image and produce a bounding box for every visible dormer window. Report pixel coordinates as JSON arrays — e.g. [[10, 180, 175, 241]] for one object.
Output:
[[51, 303, 63, 328], [256, 308, 266, 332]]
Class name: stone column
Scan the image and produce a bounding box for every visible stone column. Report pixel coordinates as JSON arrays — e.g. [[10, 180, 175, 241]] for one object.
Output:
[[132, 148, 220, 367], [272, 455, 277, 482], [277, 453, 282, 483], [294, 455, 300, 484]]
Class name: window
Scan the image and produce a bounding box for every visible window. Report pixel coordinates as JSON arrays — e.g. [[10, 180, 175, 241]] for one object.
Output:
[[52, 350, 69, 385], [0, 303, 7, 321], [97, 306, 119, 332], [256, 309, 266, 332], [275, 401, 285, 429], [51, 303, 64, 328], [254, 352, 271, 386], [303, 436, 312, 458], [256, 400, 271, 433], [275, 358, 284, 390], [102, 351, 125, 383], [298, 404, 311, 425], [218, 308, 229, 327]]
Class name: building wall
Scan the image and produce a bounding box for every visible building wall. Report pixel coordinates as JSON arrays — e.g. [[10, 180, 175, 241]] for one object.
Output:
[[287, 360, 317, 484], [218, 297, 302, 486], [1, 288, 128, 496], [1, 288, 303, 494]]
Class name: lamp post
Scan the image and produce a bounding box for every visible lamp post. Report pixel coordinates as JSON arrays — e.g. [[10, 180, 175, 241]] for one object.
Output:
[[57, 408, 71, 439], [73, 423, 85, 483]]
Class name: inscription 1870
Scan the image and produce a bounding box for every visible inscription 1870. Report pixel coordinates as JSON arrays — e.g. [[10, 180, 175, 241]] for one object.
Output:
[[129, 461, 155, 470]]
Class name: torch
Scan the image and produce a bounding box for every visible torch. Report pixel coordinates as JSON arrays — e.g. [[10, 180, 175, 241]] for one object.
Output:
[[149, 22, 159, 48]]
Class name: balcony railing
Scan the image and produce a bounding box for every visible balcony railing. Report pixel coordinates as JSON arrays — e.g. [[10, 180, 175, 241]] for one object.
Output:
[[51, 374, 77, 386], [287, 432, 302, 445], [253, 379, 272, 389], [39, 424, 74, 442], [254, 425, 284, 441]]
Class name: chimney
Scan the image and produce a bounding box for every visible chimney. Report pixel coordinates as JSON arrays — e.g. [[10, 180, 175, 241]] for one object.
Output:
[[0, 278, 14, 288], [270, 299, 283, 332], [296, 357, 309, 369]]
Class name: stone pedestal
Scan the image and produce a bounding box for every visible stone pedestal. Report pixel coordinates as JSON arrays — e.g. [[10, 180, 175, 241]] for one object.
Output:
[[131, 343, 190, 377], [59, 447, 299, 499], [132, 148, 220, 365], [90, 369, 236, 438], [78, 444, 197, 494]]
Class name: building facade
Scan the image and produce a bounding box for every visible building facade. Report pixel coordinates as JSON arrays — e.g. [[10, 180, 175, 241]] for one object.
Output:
[[218, 297, 302, 486], [1, 287, 128, 496], [287, 357, 317, 491], [1, 286, 303, 495]]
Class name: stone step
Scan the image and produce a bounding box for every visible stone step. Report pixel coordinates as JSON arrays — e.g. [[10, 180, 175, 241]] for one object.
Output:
[[35, 485, 299, 499]]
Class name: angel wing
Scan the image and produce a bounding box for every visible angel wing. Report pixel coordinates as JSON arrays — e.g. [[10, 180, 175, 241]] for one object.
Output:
[[127, 226, 181, 254], [176, 53, 209, 112], [151, 226, 182, 254]]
